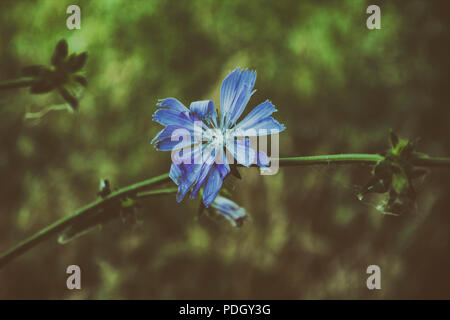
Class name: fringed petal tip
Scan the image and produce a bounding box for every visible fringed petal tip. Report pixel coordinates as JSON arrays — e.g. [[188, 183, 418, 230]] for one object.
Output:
[[227, 66, 256, 75], [156, 97, 189, 113]]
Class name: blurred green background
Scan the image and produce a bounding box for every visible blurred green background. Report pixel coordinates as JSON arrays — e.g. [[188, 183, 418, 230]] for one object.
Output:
[[1, 0, 450, 299]]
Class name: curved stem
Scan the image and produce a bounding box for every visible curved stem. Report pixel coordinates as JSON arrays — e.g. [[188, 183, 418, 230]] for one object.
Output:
[[0, 77, 35, 90], [1, 153, 450, 270], [0, 173, 170, 269], [24, 104, 69, 120]]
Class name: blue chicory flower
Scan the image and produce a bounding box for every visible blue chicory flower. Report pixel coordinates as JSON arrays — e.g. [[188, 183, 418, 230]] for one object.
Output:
[[151, 68, 285, 207], [210, 195, 248, 227]]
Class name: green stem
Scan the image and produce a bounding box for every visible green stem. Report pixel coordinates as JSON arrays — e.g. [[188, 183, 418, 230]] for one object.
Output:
[[412, 155, 450, 168], [1, 153, 449, 269], [276, 154, 450, 168], [137, 187, 178, 198], [0, 77, 35, 90], [0, 173, 170, 269], [277, 154, 384, 166]]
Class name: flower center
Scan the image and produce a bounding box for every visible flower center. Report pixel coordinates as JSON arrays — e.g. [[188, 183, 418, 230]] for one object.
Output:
[[209, 128, 225, 149]]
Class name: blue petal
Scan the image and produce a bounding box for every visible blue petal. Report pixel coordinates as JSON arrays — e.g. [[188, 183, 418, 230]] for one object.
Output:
[[157, 97, 189, 113], [190, 100, 218, 126], [202, 165, 228, 207], [176, 164, 202, 202], [169, 163, 182, 185], [228, 83, 255, 127], [190, 161, 214, 199], [172, 143, 203, 165], [153, 109, 194, 128], [155, 139, 193, 152], [152, 125, 194, 151], [216, 162, 230, 178], [151, 125, 186, 144], [189, 143, 224, 199], [220, 68, 256, 128], [226, 137, 257, 167], [235, 117, 285, 136], [235, 100, 277, 131], [211, 196, 248, 227]]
